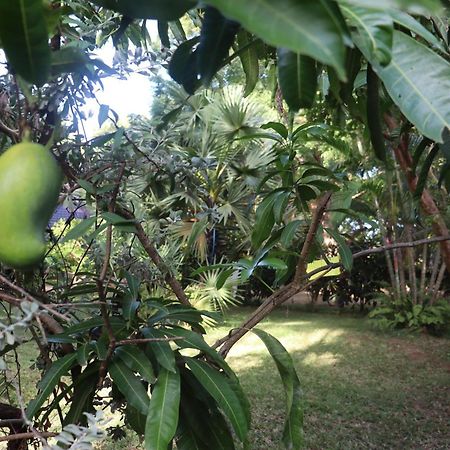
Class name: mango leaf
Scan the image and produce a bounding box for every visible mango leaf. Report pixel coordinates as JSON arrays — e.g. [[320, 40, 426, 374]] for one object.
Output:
[[252, 193, 276, 248], [197, 7, 240, 85], [64, 363, 99, 426], [115, 346, 156, 384], [98, 104, 110, 127], [324, 228, 353, 271], [145, 368, 180, 450], [27, 353, 78, 419], [0, 0, 51, 85], [169, 37, 201, 94], [61, 217, 96, 243], [280, 220, 302, 248], [143, 328, 177, 373], [91, 0, 196, 20], [388, 10, 446, 52], [177, 376, 236, 450], [277, 49, 318, 110], [359, 31, 450, 143], [339, 2, 393, 65], [259, 257, 288, 270], [185, 358, 249, 442], [109, 359, 150, 415], [414, 145, 440, 200], [253, 329, 303, 450], [237, 30, 259, 97], [337, 0, 441, 14], [261, 122, 288, 139], [126, 404, 147, 435], [204, 0, 349, 80]]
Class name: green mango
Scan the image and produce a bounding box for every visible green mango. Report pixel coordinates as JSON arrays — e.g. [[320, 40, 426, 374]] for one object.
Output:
[[0, 142, 63, 269]]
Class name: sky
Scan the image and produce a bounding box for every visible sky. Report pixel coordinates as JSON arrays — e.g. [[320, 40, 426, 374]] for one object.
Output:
[[0, 22, 159, 140], [81, 41, 155, 139]]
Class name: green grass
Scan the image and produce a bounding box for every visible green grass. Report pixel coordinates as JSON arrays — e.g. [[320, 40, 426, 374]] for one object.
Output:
[[8, 307, 450, 449], [208, 307, 450, 450]]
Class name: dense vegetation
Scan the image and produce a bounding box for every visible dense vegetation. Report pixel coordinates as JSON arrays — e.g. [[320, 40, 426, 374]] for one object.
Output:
[[0, 1, 449, 449]]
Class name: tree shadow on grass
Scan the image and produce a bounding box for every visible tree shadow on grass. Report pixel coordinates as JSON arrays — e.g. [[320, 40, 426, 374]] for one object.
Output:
[[225, 311, 450, 450]]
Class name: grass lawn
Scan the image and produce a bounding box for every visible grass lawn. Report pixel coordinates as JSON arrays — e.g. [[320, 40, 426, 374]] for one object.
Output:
[[9, 306, 450, 450]]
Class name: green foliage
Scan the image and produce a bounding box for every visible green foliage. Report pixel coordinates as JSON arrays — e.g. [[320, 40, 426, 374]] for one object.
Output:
[[369, 294, 450, 335]]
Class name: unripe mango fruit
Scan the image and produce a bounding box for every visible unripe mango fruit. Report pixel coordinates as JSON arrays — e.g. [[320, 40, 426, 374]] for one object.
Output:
[[0, 142, 63, 269]]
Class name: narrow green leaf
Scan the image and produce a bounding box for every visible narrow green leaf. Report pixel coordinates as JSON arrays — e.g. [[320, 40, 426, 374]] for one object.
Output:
[[145, 368, 181, 450], [126, 404, 147, 435], [414, 145, 440, 200], [91, 0, 196, 20], [61, 217, 96, 243], [324, 228, 353, 271], [198, 7, 240, 85], [261, 122, 288, 139], [185, 358, 249, 442], [116, 346, 156, 384], [109, 359, 150, 415], [388, 10, 446, 52], [258, 257, 288, 270], [0, 0, 51, 85], [143, 328, 177, 373], [237, 30, 259, 97], [64, 363, 99, 426], [280, 220, 302, 248], [205, 0, 348, 80], [98, 104, 110, 127], [339, 2, 393, 65], [252, 194, 276, 248], [366, 64, 387, 161], [359, 31, 450, 143], [338, 0, 441, 15], [27, 353, 78, 419], [252, 329, 303, 450], [278, 49, 318, 110]]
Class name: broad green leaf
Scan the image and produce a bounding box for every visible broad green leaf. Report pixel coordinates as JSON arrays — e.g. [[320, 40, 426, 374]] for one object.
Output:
[[339, 2, 393, 65], [91, 0, 196, 20], [259, 257, 288, 270], [143, 328, 177, 373], [388, 10, 446, 52], [98, 104, 110, 127], [163, 327, 230, 374], [277, 49, 318, 110], [64, 363, 99, 425], [280, 220, 302, 248], [109, 359, 150, 415], [205, 0, 349, 80], [0, 0, 51, 85], [252, 329, 303, 450], [237, 30, 259, 97], [252, 193, 276, 248], [359, 31, 450, 143], [414, 145, 440, 200], [27, 353, 78, 419], [306, 256, 341, 280], [61, 217, 96, 243], [116, 346, 156, 384], [126, 404, 147, 435], [338, 0, 441, 14], [197, 7, 240, 85], [324, 228, 353, 271], [145, 368, 180, 450], [169, 37, 201, 94], [185, 358, 249, 442], [177, 378, 236, 450], [261, 122, 288, 139]]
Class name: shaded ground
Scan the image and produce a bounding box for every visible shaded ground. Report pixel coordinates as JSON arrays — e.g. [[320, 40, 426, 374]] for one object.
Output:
[[207, 307, 450, 450]]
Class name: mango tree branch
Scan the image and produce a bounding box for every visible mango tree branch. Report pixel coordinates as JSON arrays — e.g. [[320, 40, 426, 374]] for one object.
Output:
[[216, 192, 333, 357], [117, 207, 192, 306]]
